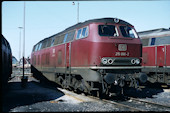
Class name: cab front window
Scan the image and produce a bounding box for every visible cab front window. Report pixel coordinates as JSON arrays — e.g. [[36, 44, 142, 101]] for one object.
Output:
[[98, 25, 118, 37], [120, 26, 138, 38]]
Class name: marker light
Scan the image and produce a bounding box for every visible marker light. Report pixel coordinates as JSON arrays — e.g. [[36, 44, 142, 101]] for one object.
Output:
[[131, 59, 136, 64], [101, 58, 107, 64], [135, 59, 140, 64], [108, 59, 114, 64], [114, 18, 119, 23]]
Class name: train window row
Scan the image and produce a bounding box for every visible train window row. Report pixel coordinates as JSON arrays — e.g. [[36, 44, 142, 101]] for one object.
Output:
[[54, 34, 65, 45], [141, 36, 170, 46], [33, 26, 89, 52], [64, 30, 76, 42]]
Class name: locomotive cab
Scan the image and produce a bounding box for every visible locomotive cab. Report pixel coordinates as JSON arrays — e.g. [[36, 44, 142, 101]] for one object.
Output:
[[85, 19, 147, 96]]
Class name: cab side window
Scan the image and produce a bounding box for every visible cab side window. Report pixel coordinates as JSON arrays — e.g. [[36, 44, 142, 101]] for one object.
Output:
[[76, 26, 89, 39], [81, 27, 88, 38], [150, 38, 156, 45]]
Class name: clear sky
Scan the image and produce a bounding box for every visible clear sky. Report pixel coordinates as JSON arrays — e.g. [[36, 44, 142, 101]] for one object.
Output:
[[2, 1, 170, 60]]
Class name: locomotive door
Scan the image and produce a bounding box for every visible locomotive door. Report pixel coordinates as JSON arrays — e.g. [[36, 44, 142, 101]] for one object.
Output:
[[65, 42, 71, 68], [156, 46, 165, 67], [65, 42, 71, 87]]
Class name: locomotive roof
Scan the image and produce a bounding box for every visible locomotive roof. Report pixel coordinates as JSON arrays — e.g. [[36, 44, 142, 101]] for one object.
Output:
[[65, 17, 132, 30], [138, 28, 170, 39], [138, 28, 170, 35], [36, 18, 133, 44]]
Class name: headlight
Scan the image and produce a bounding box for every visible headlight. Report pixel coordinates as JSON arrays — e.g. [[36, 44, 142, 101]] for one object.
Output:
[[131, 59, 140, 65], [131, 59, 136, 64], [135, 59, 140, 64], [108, 59, 114, 64], [101, 58, 107, 64]]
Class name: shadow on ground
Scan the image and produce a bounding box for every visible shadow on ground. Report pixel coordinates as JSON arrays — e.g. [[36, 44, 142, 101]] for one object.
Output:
[[2, 79, 64, 112], [123, 82, 165, 98]]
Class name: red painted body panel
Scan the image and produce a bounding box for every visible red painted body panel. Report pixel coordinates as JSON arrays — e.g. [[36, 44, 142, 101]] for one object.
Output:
[[139, 29, 170, 84], [48, 44, 65, 67], [157, 46, 165, 67], [166, 45, 170, 66], [70, 23, 142, 67], [71, 40, 90, 66], [31, 22, 142, 68], [142, 47, 156, 66], [142, 45, 170, 67]]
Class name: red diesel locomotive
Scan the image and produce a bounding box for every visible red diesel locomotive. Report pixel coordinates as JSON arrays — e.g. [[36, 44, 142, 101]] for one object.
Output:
[[139, 28, 170, 85], [31, 18, 147, 97]]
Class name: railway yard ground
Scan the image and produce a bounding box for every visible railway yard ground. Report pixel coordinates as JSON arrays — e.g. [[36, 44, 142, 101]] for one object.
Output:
[[2, 68, 170, 112]]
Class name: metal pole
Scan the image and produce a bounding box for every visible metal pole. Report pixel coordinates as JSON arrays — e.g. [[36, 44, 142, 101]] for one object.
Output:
[[23, 1, 25, 78], [18, 27, 22, 63], [77, 1, 79, 23], [72, 1, 79, 23], [21, 1, 28, 88], [19, 29, 21, 63]]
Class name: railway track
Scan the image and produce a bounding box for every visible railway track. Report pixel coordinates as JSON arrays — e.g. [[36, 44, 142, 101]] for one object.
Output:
[[58, 88, 139, 111], [100, 98, 142, 111], [129, 97, 170, 111], [109, 97, 170, 111], [58, 88, 170, 111]]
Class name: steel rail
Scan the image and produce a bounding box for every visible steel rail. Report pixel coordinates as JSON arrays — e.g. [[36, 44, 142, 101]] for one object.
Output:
[[58, 87, 170, 111], [130, 97, 170, 109], [58, 88, 143, 111], [100, 98, 143, 111]]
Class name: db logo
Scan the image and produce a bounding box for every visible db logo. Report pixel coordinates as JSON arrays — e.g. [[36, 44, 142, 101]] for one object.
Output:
[[118, 44, 127, 51]]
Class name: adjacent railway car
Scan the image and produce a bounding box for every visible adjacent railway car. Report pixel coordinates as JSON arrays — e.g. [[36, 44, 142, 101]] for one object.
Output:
[[139, 28, 170, 85], [1, 35, 12, 91], [31, 18, 147, 97]]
